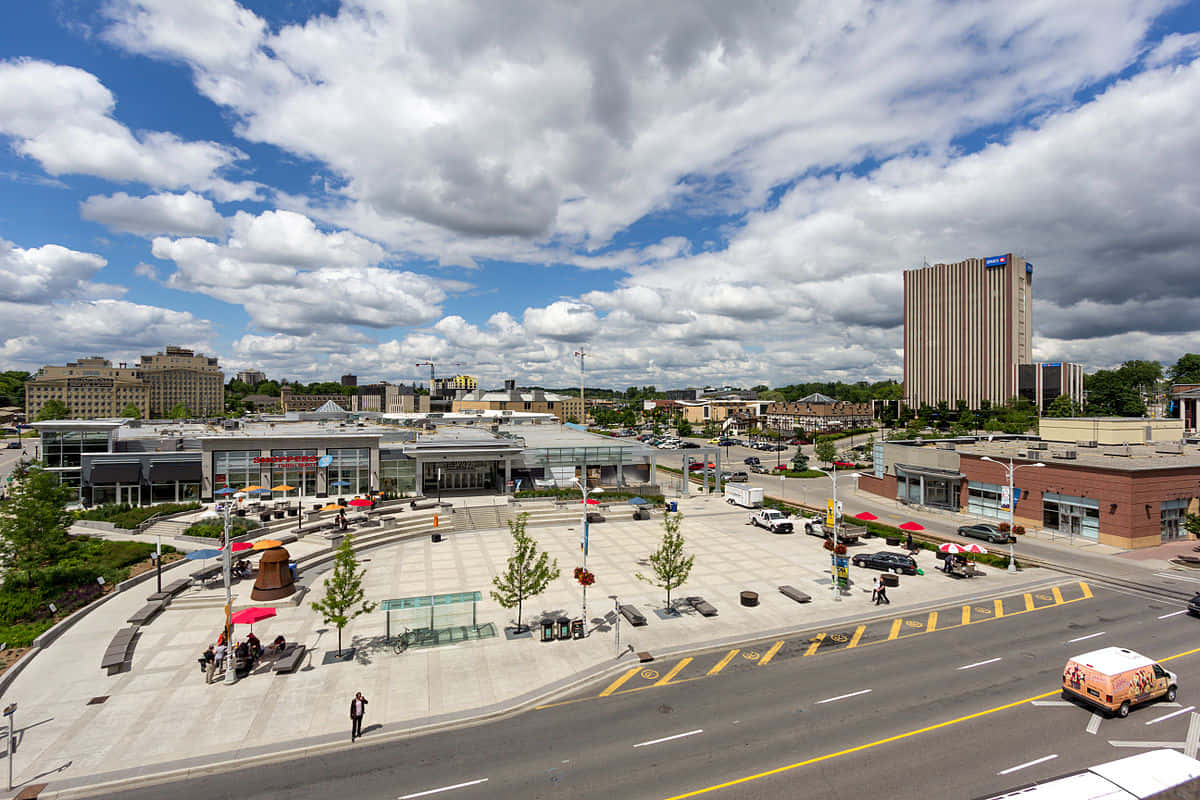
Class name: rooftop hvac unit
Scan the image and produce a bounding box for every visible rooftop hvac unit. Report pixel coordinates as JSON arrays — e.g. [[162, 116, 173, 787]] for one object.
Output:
[[1053, 450, 1077, 459], [1076, 440, 1098, 448], [936, 442, 956, 450], [1016, 450, 1029, 458], [1030, 441, 1048, 450]]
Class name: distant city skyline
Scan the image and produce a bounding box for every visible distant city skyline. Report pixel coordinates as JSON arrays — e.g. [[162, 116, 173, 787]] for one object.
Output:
[[2, 2, 1199, 388]]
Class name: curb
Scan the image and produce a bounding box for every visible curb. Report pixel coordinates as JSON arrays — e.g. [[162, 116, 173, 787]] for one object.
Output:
[[29, 571, 1063, 798]]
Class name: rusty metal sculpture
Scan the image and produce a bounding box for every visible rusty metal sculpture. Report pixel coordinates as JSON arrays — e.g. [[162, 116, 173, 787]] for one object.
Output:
[[250, 546, 295, 600]]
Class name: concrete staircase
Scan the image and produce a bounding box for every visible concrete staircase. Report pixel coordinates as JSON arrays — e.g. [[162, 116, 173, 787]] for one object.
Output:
[[454, 505, 509, 531], [143, 519, 193, 539], [510, 502, 585, 528]]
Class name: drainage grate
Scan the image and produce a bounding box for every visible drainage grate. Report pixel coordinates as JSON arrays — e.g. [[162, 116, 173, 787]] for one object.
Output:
[[87, 696, 109, 705]]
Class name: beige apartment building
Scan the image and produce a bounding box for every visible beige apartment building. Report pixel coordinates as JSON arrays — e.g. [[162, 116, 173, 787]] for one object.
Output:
[[677, 399, 765, 425], [137, 346, 224, 417], [25, 357, 150, 420], [453, 380, 583, 423], [904, 253, 1033, 410]]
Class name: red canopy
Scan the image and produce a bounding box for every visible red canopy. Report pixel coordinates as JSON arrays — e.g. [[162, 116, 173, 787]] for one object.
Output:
[[348, 498, 373, 507], [229, 542, 253, 552], [854, 512, 878, 521], [898, 521, 925, 531], [231, 607, 276, 625], [581, 498, 600, 505]]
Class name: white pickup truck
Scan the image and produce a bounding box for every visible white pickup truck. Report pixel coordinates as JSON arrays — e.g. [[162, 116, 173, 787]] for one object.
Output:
[[749, 508, 793, 534]]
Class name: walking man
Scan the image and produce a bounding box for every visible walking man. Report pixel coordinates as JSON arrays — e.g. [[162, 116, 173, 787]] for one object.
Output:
[[875, 581, 890, 605], [350, 692, 368, 741], [203, 644, 216, 684], [212, 641, 228, 681], [871, 576, 880, 604]]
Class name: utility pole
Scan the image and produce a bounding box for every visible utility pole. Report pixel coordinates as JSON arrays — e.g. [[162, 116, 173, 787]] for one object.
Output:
[[573, 347, 588, 425]]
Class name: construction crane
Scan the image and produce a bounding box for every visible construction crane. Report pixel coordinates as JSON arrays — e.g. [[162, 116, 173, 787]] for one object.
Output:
[[415, 361, 465, 395]]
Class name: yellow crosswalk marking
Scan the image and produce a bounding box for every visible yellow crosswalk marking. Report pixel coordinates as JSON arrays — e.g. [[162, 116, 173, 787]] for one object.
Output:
[[655, 657, 693, 686], [805, 633, 825, 656], [1052, 586, 1064, 604], [888, 619, 902, 640], [759, 640, 785, 665], [846, 626, 866, 649], [599, 666, 641, 697], [708, 649, 740, 676], [1079, 581, 1092, 599], [1024, 593, 1035, 611], [927, 611, 938, 633], [995, 598, 1004, 618], [962, 606, 971, 626]]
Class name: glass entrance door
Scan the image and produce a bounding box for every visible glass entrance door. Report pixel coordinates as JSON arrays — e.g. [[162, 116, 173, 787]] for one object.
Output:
[[117, 484, 140, 506]]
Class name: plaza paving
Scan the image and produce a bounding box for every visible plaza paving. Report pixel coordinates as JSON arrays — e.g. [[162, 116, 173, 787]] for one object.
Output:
[[10, 493, 1057, 796]]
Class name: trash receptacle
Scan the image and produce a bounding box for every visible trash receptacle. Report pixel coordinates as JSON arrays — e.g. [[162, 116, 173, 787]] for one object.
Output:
[[571, 619, 584, 639], [288, 562, 297, 581], [541, 619, 555, 642], [668, 501, 678, 512], [556, 617, 571, 640]]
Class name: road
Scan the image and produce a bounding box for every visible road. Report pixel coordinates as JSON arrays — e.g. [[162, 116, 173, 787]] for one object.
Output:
[[104, 580, 1200, 800]]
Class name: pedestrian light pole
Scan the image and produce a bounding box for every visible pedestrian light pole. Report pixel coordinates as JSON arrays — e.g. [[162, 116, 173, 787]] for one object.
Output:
[[814, 467, 860, 601], [574, 477, 602, 627], [222, 495, 237, 684], [980, 456, 1044, 573]]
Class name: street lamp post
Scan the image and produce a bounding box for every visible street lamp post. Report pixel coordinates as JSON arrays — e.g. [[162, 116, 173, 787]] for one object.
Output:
[[814, 466, 861, 601], [980, 456, 1045, 573], [574, 478, 603, 629], [222, 497, 236, 684]]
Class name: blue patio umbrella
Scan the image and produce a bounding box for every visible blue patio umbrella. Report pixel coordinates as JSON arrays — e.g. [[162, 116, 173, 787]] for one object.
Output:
[[330, 481, 351, 487], [627, 497, 648, 505], [215, 487, 235, 496], [185, 548, 222, 560]]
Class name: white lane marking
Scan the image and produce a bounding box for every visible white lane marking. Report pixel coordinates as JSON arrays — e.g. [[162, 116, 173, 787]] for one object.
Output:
[[1155, 572, 1200, 584], [1159, 610, 1188, 619], [1186, 712, 1200, 759], [399, 778, 489, 799], [816, 689, 873, 705], [632, 729, 704, 748], [1109, 740, 1187, 748], [1031, 700, 1074, 707], [998, 754, 1058, 775], [1067, 631, 1106, 644], [958, 657, 1002, 671], [1146, 705, 1196, 726], [1086, 714, 1103, 735]]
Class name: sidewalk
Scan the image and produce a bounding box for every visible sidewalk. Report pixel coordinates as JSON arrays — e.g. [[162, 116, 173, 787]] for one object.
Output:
[[8, 494, 1091, 797]]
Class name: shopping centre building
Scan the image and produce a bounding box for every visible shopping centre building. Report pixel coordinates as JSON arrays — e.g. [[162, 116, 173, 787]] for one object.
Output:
[[858, 418, 1199, 549], [31, 413, 661, 506]]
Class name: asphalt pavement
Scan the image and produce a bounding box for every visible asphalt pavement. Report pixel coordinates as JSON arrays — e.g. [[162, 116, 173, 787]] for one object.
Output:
[[96, 580, 1200, 800]]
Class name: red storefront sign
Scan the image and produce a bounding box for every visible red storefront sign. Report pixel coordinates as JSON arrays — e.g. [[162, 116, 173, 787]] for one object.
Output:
[[252, 456, 318, 464]]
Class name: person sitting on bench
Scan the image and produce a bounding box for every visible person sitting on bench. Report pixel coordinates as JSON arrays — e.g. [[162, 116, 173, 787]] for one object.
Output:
[[270, 634, 287, 655]]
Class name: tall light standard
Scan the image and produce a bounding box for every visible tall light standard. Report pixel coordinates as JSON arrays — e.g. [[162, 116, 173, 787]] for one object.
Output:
[[813, 466, 860, 601], [980, 456, 1044, 573], [574, 477, 603, 627], [221, 494, 237, 684]]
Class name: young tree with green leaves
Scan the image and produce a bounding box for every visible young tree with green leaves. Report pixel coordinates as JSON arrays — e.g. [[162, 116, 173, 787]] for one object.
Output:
[[637, 511, 694, 610], [119, 403, 143, 419], [814, 437, 837, 466], [1044, 394, 1077, 418], [311, 532, 377, 656], [676, 418, 693, 437], [490, 512, 560, 633], [1184, 513, 1200, 541], [34, 399, 71, 421], [168, 403, 192, 419], [0, 464, 76, 578]]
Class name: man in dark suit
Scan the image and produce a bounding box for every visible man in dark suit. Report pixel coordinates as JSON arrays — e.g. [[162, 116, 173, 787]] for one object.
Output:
[[350, 692, 368, 741]]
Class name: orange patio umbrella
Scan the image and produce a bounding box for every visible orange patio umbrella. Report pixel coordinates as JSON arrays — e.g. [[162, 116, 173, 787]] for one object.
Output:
[[251, 539, 283, 551]]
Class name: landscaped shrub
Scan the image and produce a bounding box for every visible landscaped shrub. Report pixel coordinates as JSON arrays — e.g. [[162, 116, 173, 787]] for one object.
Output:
[[513, 488, 666, 505], [182, 516, 262, 539], [75, 502, 201, 529]]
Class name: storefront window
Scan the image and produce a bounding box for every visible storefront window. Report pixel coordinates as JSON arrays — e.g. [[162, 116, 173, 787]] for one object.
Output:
[[328, 448, 370, 495], [1043, 493, 1099, 540], [270, 449, 318, 497], [380, 457, 416, 496], [1162, 499, 1188, 542], [968, 481, 1005, 520], [213, 450, 261, 491]]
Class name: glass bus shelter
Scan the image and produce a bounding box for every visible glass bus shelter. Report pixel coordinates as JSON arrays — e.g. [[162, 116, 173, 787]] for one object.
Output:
[[382, 591, 496, 648]]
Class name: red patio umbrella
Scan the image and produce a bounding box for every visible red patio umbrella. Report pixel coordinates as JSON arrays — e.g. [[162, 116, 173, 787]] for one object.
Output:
[[581, 498, 600, 505], [229, 542, 253, 552], [348, 498, 373, 508], [938, 542, 967, 554], [854, 512, 878, 521], [899, 521, 925, 531], [230, 606, 276, 632]]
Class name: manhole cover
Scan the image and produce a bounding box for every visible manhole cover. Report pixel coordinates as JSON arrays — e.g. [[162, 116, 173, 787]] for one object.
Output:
[[87, 696, 108, 705]]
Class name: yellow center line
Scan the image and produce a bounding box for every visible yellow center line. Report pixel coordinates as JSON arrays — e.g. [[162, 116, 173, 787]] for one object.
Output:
[[961, 605, 970, 626], [655, 657, 693, 686], [1079, 581, 1092, 599], [994, 598, 1004, 618], [708, 649, 741, 676], [804, 633, 825, 656], [661, 643, 1200, 800], [1051, 586, 1064, 604], [887, 619, 902, 640], [926, 611, 938, 633], [759, 641, 785, 665], [845, 626, 866, 649], [598, 666, 641, 697], [1024, 592, 1035, 611]]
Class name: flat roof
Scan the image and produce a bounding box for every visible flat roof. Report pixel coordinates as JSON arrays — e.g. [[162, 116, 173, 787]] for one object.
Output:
[[954, 438, 1200, 471], [1069, 646, 1154, 674]]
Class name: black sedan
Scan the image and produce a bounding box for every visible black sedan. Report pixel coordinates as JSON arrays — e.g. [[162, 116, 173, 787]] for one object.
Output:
[[744, 456, 761, 465], [956, 523, 1015, 544], [1188, 593, 1200, 617], [851, 551, 918, 575]]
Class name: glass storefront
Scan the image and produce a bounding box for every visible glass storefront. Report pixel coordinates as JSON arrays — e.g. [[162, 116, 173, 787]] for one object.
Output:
[[967, 481, 1005, 520], [151, 482, 199, 503], [1161, 499, 1188, 542], [895, 466, 961, 511], [1043, 492, 1099, 540], [269, 449, 318, 497], [423, 461, 497, 491], [42, 430, 109, 469], [381, 457, 416, 495], [328, 447, 371, 495], [213, 450, 261, 490]]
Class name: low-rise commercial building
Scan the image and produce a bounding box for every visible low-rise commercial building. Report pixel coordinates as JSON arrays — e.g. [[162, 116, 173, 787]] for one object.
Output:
[[762, 400, 872, 434], [453, 380, 583, 423]]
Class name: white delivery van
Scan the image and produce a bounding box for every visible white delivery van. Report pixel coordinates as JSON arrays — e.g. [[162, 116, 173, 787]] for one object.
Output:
[[1062, 646, 1178, 718], [983, 749, 1200, 799], [724, 484, 763, 508]]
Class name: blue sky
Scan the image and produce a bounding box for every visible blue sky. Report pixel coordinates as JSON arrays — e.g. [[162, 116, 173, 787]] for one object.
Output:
[[2, 1, 1199, 389]]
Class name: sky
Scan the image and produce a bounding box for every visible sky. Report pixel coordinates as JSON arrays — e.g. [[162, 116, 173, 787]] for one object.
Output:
[[1, 0, 1199, 391]]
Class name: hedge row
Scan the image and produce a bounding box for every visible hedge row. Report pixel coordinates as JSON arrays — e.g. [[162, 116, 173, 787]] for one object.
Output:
[[75, 502, 201, 529]]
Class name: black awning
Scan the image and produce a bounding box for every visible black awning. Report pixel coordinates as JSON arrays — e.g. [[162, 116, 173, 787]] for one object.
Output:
[[90, 462, 142, 484], [894, 463, 965, 480], [149, 461, 202, 482]]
